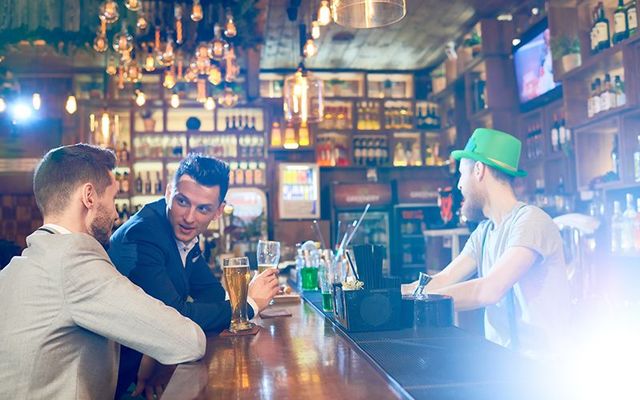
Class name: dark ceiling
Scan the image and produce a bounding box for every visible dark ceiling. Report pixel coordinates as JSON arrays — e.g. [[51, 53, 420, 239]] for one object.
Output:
[[259, 0, 525, 71]]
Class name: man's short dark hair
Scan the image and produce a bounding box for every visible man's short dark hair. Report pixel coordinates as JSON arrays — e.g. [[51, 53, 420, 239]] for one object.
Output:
[[173, 154, 230, 204], [33, 144, 116, 216], [488, 165, 515, 187]]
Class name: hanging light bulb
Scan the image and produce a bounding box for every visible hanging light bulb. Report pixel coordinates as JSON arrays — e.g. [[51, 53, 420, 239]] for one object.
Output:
[[134, 90, 146, 106], [117, 66, 126, 89], [175, 5, 184, 45], [32, 93, 41, 110], [160, 37, 175, 66], [136, 12, 148, 32], [209, 24, 228, 60], [284, 63, 324, 123], [124, 0, 141, 11], [170, 93, 180, 108], [0, 98, 7, 113], [224, 9, 237, 38], [144, 47, 156, 72], [204, 96, 216, 110], [208, 65, 222, 85], [127, 61, 141, 83], [224, 47, 239, 82], [113, 23, 133, 53], [283, 123, 299, 149], [106, 54, 118, 75], [303, 38, 318, 58], [318, 1, 331, 26], [65, 95, 77, 114], [218, 86, 238, 108], [191, 0, 203, 22], [311, 21, 321, 39], [93, 34, 108, 52], [163, 68, 176, 89], [99, 0, 119, 24]]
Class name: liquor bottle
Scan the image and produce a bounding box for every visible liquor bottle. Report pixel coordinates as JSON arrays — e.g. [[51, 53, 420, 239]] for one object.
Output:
[[628, 0, 638, 36], [144, 171, 152, 194], [594, 77, 602, 115], [622, 194, 637, 252], [135, 173, 143, 193], [588, 81, 595, 118], [614, 75, 626, 106], [554, 177, 566, 212], [122, 172, 131, 194], [601, 74, 612, 112], [115, 172, 122, 193], [611, 200, 623, 253], [591, 7, 599, 53], [597, 2, 611, 50], [155, 171, 163, 194], [271, 122, 282, 147], [551, 114, 559, 152], [611, 134, 620, 178], [613, 0, 629, 44], [121, 141, 130, 163], [633, 134, 640, 182], [121, 204, 130, 223]]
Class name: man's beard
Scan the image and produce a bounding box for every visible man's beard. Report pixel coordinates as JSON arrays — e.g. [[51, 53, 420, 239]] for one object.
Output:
[[90, 204, 114, 250], [460, 190, 485, 222]]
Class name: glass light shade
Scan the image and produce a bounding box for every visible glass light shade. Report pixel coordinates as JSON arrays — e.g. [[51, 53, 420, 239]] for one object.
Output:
[[93, 35, 108, 52], [113, 25, 133, 53], [127, 62, 141, 83], [125, 0, 141, 11], [303, 39, 318, 58], [160, 39, 175, 66], [136, 14, 148, 31], [99, 0, 119, 24], [163, 69, 176, 89], [144, 53, 156, 71], [318, 1, 332, 26], [204, 96, 216, 110], [332, 0, 407, 28], [135, 91, 146, 106], [65, 95, 77, 114], [224, 11, 237, 38], [170, 93, 180, 108], [283, 69, 324, 123], [311, 21, 321, 39], [283, 123, 299, 149], [191, 0, 203, 21], [106, 55, 118, 75], [208, 66, 222, 85]]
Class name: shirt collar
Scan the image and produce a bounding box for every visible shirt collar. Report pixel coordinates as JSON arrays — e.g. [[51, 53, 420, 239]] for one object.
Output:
[[41, 223, 72, 234], [176, 236, 199, 254]]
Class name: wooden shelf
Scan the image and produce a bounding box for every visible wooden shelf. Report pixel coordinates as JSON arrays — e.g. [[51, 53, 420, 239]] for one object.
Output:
[[561, 34, 640, 81], [590, 180, 640, 191], [570, 105, 633, 130]]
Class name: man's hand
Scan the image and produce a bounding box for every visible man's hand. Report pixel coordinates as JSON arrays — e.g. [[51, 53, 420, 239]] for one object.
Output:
[[248, 268, 280, 311], [133, 355, 177, 400]]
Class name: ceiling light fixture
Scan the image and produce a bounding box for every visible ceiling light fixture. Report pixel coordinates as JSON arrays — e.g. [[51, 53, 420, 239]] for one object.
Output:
[[332, 0, 406, 29]]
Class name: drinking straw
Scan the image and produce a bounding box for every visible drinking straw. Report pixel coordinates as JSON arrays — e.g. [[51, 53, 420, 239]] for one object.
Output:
[[312, 219, 327, 249], [343, 203, 370, 250], [345, 249, 360, 281]]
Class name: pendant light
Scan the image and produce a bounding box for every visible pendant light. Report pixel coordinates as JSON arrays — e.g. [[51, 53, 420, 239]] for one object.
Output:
[[283, 63, 323, 123], [332, 0, 407, 29]]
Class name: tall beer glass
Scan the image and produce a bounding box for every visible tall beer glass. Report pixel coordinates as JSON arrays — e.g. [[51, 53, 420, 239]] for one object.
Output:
[[257, 240, 280, 274], [223, 257, 253, 332]]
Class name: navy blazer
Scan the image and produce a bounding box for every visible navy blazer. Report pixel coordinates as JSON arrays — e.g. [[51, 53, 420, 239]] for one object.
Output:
[[109, 198, 241, 333]]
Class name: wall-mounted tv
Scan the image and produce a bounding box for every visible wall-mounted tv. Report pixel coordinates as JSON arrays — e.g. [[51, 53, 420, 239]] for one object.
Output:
[[513, 18, 562, 111]]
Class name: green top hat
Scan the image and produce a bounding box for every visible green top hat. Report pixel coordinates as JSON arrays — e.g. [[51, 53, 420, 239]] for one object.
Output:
[[451, 128, 527, 177]]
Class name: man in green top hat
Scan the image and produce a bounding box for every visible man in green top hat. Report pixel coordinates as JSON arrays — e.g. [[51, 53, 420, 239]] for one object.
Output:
[[403, 128, 570, 360]]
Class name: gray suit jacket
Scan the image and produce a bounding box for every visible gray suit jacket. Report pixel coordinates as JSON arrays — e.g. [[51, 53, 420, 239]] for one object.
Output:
[[0, 229, 206, 399]]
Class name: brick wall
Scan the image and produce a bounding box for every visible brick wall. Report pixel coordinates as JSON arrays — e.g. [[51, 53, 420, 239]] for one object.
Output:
[[0, 194, 42, 248]]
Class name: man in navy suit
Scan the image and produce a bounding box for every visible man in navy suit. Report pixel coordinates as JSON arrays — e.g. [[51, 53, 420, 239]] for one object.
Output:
[[109, 154, 279, 398]]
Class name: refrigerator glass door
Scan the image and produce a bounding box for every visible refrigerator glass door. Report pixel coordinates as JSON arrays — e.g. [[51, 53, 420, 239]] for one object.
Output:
[[278, 163, 320, 219], [337, 211, 390, 274]]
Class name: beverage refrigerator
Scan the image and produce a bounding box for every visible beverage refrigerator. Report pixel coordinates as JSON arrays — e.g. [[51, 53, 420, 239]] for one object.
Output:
[[277, 163, 321, 220], [391, 180, 444, 282], [331, 183, 393, 275]]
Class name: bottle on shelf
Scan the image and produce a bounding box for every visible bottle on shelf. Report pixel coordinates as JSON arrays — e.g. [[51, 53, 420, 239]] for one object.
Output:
[[135, 173, 143, 194], [600, 74, 613, 112], [628, 0, 638, 36], [614, 75, 626, 107], [558, 113, 567, 152], [613, 0, 629, 44], [155, 171, 163, 194], [554, 177, 566, 213], [115, 172, 122, 193], [611, 134, 620, 178], [594, 77, 602, 115], [622, 194, 637, 252], [611, 200, 623, 253], [596, 2, 611, 51], [144, 171, 152, 195], [121, 171, 130, 194], [633, 133, 640, 182], [590, 6, 599, 54], [551, 114, 559, 153]]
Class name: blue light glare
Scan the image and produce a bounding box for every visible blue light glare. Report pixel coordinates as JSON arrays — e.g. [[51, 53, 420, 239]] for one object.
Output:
[[9, 101, 33, 123]]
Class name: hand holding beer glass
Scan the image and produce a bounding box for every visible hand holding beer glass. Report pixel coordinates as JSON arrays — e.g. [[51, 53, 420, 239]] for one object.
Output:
[[257, 240, 280, 274], [223, 257, 253, 333]]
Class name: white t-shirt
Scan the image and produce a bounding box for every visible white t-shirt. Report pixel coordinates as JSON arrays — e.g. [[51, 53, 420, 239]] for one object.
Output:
[[461, 202, 571, 359]]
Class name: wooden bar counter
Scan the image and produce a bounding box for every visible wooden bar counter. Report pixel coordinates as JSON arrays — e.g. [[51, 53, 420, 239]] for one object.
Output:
[[161, 295, 546, 400], [161, 299, 408, 399]]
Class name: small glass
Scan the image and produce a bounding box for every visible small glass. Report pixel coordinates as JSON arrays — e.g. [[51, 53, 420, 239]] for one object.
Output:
[[223, 257, 253, 332], [257, 240, 280, 274], [319, 258, 333, 312], [300, 266, 319, 291]]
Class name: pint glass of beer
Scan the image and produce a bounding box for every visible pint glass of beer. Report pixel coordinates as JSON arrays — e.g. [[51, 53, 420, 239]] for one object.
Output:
[[257, 240, 280, 274], [223, 257, 253, 333]]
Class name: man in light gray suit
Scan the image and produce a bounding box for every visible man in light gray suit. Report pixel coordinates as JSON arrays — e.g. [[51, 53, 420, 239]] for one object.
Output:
[[0, 144, 206, 399]]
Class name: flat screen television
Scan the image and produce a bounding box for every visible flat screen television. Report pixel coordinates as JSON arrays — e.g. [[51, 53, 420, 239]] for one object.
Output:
[[513, 18, 562, 111]]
